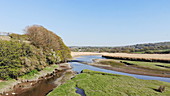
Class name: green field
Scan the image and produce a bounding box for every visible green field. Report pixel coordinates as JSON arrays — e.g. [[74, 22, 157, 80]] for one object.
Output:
[[47, 69, 170, 96], [122, 60, 170, 70]]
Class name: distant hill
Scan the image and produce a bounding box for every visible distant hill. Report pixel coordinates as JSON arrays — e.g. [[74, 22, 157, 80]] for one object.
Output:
[[70, 42, 170, 54]]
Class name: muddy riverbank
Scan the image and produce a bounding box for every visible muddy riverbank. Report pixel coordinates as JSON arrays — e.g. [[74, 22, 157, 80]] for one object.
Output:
[[0, 63, 75, 96], [89, 59, 170, 78]]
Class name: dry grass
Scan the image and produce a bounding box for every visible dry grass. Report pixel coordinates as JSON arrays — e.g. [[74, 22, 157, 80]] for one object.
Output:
[[102, 53, 170, 62], [71, 52, 170, 62], [71, 52, 102, 57]]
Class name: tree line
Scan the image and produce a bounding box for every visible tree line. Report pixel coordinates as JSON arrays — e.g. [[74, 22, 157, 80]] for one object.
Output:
[[70, 42, 170, 54]]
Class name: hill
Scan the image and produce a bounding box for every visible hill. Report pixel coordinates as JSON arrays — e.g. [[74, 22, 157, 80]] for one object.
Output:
[[70, 42, 170, 54]]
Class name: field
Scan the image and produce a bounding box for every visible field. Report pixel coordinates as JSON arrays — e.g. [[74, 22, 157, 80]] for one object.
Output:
[[71, 52, 102, 57], [47, 69, 170, 96], [71, 52, 170, 62], [102, 53, 170, 62]]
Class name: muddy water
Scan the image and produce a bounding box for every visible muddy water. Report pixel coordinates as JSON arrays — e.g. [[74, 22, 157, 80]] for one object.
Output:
[[2, 66, 73, 96], [15, 71, 65, 96]]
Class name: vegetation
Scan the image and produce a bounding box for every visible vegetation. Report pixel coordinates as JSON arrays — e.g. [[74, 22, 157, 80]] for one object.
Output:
[[0, 40, 40, 80], [99, 60, 170, 71], [102, 53, 170, 63], [9, 33, 28, 41], [19, 64, 58, 80], [0, 64, 58, 93], [70, 42, 170, 54], [48, 69, 170, 96], [118, 60, 170, 71], [95, 59, 170, 77], [0, 25, 71, 80], [99, 60, 126, 67], [25, 25, 71, 61]]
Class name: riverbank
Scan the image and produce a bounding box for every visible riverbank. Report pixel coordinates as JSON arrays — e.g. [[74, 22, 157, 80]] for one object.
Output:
[[88, 59, 170, 78], [0, 63, 73, 96], [47, 69, 170, 96], [71, 52, 102, 57]]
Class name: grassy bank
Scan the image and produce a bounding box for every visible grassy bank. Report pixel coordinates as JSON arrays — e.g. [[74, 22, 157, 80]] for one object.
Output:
[[120, 60, 170, 71], [19, 64, 58, 80], [47, 69, 170, 96], [99, 59, 170, 71]]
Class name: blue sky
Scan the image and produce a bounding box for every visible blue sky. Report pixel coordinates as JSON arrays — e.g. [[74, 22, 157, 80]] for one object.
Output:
[[0, 0, 170, 46]]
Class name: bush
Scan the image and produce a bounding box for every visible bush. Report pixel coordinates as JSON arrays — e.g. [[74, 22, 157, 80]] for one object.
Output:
[[0, 25, 71, 80], [25, 25, 71, 61], [0, 40, 47, 80]]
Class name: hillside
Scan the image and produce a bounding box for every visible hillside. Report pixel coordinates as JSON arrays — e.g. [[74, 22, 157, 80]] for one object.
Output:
[[70, 42, 170, 54], [0, 25, 71, 80]]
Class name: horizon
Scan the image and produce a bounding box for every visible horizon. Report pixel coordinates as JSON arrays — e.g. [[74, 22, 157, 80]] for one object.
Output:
[[68, 40, 170, 47], [0, 0, 170, 46]]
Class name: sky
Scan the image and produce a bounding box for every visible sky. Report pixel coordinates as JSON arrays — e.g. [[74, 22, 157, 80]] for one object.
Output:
[[0, 0, 170, 46]]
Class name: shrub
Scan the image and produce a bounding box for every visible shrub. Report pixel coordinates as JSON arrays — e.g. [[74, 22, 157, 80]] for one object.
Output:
[[25, 25, 71, 61], [0, 40, 46, 80]]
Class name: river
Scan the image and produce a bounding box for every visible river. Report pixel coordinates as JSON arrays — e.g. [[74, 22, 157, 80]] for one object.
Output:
[[69, 55, 170, 83], [4, 55, 170, 96]]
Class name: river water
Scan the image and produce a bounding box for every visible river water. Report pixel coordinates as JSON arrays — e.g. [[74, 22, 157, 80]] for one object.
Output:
[[70, 55, 170, 83]]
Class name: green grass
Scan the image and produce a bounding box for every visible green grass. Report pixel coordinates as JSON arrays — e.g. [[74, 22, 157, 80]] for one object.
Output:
[[99, 59, 170, 72], [19, 64, 58, 80], [47, 80, 79, 96], [19, 69, 39, 80], [47, 69, 170, 96], [119, 60, 170, 71], [99, 60, 125, 67], [43, 64, 58, 72]]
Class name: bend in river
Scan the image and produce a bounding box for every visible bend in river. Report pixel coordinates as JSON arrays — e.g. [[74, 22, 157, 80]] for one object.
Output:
[[70, 55, 170, 83], [4, 55, 170, 96]]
